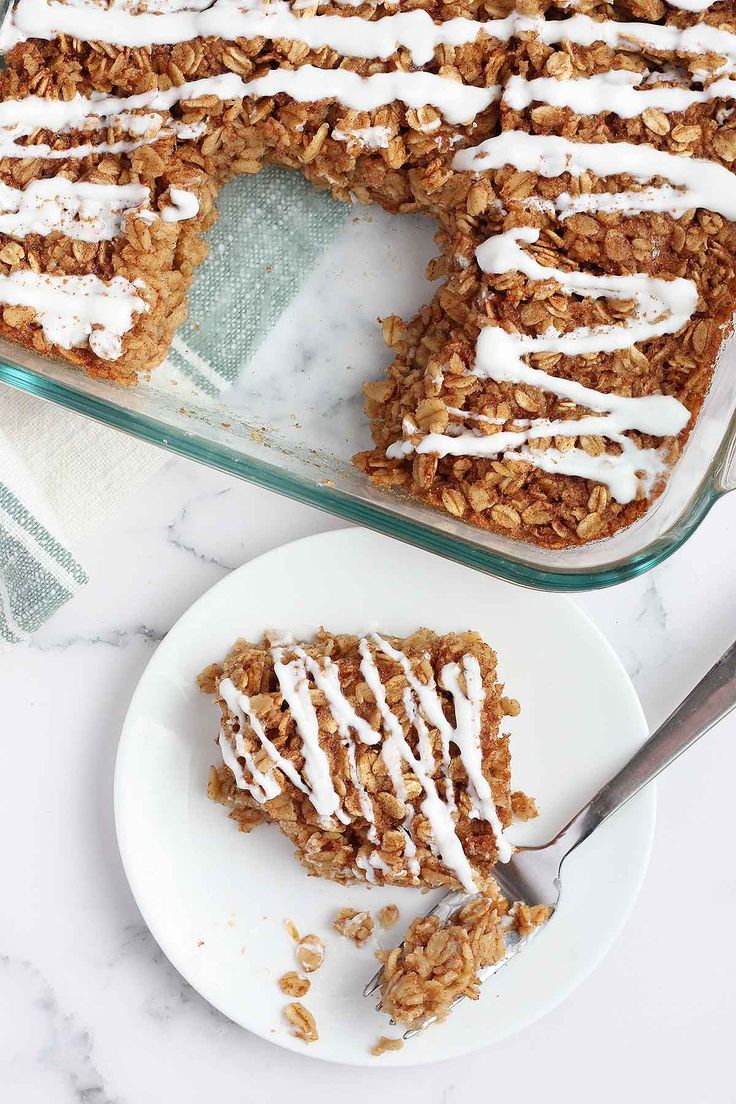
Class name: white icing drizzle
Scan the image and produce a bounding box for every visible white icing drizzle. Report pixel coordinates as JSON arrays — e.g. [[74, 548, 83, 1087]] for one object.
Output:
[[388, 227, 693, 503], [0, 177, 198, 244], [369, 634, 456, 808], [499, 439, 669, 496], [0, 70, 493, 161], [3, 8, 732, 140], [568, 0, 720, 18], [160, 186, 200, 222], [526, 13, 736, 76], [475, 227, 698, 362], [219, 677, 298, 802], [0, 271, 147, 358], [355, 852, 377, 882], [0, 0, 488, 61], [399, 687, 473, 884], [294, 647, 378, 835], [361, 635, 510, 880], [7, 1, 736, 81], [292, 0, 382, 7], [234, 66, 497, 124], [0, 178, 149, 241], [0, 75, 241, 160], [453, 131, 736, 222], [504, 70, 736, 119], [271, 645, 344, 820], [331, 125, 392, 149], [357, 637, 421, 879], [54, 0, 216, 12], [0, 121, 205, 161], [440, 655, 511, 859], [526, 186, 705, 221], [391, 413, 676, 504], [217, 634, 512, 890], [365, 633, 511, 874]]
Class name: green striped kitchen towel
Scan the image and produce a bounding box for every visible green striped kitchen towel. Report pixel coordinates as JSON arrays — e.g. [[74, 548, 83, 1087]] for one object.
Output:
[[0, 166, 348, 644]]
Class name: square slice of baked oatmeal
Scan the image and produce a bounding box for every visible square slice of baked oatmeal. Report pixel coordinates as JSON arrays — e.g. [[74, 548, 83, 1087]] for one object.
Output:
[[203, 627, 525, 894]]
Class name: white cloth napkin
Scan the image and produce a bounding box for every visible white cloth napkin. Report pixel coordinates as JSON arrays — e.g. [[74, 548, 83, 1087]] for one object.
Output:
[[0, 385, 162, 644]]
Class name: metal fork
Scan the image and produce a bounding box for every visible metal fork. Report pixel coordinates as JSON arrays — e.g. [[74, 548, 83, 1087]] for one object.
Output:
[[365, 638, 736, 1037]]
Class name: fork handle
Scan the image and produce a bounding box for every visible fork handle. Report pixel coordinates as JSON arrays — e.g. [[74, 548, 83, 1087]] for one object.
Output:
[[553, 639, 736, 863]]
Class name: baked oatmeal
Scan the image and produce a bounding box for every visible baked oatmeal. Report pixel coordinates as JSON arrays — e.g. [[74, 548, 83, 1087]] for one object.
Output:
[[203, 627, 522, 893], [2, 0, 735, 542], [379, 890, 550, 1028]]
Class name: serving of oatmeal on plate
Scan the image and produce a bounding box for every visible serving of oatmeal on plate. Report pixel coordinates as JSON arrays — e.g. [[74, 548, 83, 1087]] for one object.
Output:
[[200, 623, 550, 1043]]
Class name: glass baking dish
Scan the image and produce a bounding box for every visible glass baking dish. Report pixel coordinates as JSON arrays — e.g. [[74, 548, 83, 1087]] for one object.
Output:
[[1, 168, 734, 591]]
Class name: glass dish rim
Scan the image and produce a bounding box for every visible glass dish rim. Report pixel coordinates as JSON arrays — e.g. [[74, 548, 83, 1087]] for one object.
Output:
[[2, 354, 730, 592]]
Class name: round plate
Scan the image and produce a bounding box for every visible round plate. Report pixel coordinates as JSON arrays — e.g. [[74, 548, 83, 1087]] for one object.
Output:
[[115, 528, 654, 1067]]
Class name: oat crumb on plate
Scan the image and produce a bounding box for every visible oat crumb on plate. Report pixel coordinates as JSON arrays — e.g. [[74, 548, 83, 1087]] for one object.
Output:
[[378, 905, 400, 929], [371, 1036, 404, 1056], [279, 972, 310, 998], [511, 791, 539, 821], [333, 908, 374, 946], [284, 919, 300, 942], [283, 1002, 318, 1044], [512, 902, 551, 936], [296, 934, 325, 973]]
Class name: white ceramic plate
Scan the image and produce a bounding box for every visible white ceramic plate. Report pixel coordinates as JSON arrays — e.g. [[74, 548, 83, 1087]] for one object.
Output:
[[115, 528, 655, 1067]]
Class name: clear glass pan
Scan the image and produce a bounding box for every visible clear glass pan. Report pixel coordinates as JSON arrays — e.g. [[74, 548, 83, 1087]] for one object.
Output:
[[1, 176, 734, 591]]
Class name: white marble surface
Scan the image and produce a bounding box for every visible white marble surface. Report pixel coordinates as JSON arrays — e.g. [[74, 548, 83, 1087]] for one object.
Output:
[[1, 457, 735, 1103]]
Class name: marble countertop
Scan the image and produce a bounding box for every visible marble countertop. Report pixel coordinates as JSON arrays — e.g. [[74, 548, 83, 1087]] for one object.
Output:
[[2, 457, 735, 1104]]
